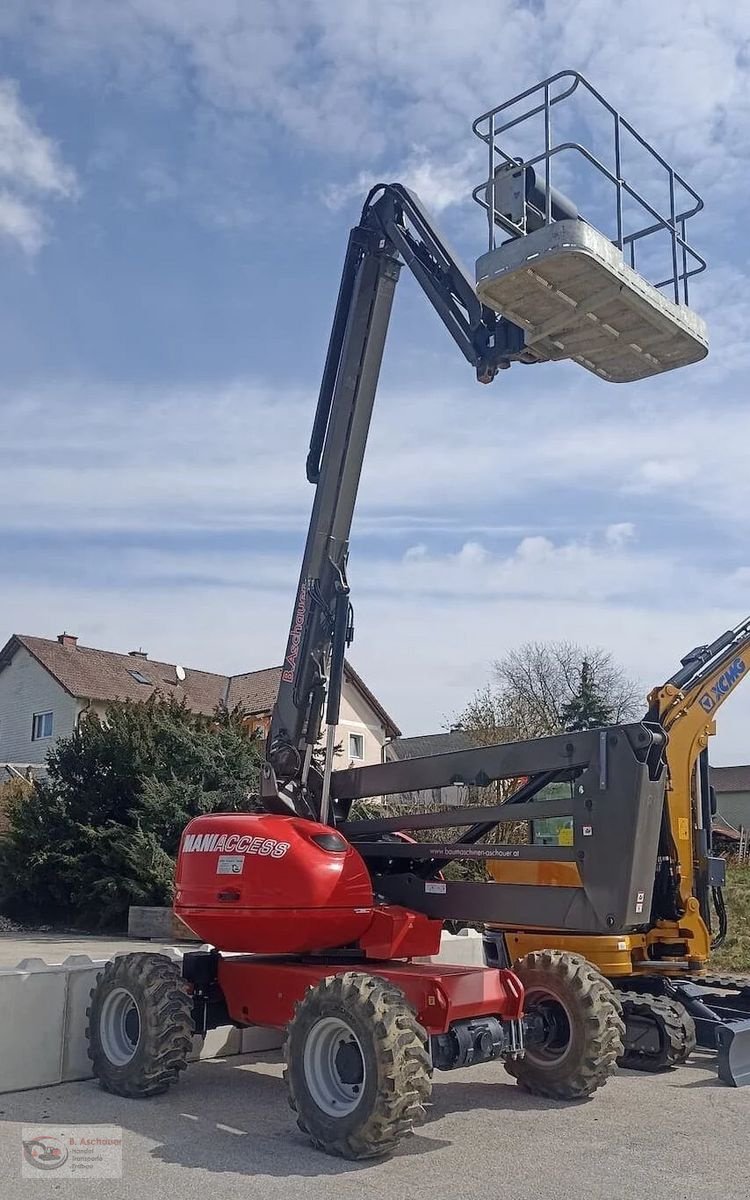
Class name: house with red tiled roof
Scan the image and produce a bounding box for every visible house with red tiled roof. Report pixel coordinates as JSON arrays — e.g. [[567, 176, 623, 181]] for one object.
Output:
[[0, 632, 400, 774]]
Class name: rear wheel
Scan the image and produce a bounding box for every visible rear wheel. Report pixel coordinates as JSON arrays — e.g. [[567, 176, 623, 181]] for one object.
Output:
[[87, 953, 194, 1098], [616, 991, 696, 1072], [507, 950, 624, 1099], [285, 972, 432, 1160]]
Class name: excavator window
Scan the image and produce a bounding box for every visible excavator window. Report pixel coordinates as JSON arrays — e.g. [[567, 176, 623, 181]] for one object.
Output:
[[526, 779, 576, 846]]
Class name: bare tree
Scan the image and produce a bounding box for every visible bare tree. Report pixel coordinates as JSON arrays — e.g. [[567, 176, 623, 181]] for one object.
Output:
[[458, 640, 642, 743]]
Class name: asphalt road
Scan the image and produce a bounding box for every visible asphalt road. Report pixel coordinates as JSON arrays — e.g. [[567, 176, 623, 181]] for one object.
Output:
[[1, 1048, 746, 1200]]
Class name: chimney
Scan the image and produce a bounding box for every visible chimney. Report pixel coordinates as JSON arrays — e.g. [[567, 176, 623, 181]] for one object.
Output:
[[58, 632, 78, 649], [128, 649, 148, 660]]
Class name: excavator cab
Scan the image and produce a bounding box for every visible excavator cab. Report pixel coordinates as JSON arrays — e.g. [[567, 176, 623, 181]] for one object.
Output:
[[472, 71, 708, 383]]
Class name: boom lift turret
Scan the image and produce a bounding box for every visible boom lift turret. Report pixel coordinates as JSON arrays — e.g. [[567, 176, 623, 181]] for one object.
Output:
[[487, 616, 750, 1086], [87, 73, 709, 1159]]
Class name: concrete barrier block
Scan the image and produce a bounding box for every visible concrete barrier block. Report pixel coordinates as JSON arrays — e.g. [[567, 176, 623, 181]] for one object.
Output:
[[190, 1026, 242, 1062], [241, 1026, 284, 1054], [0, 960, 68, 1091], [61, 959, 107, 1083], [189, 1025, 283, 1060], [0, 950, 309, 1094], [426, 930, 487, 966], [128, 906, 201, 941]]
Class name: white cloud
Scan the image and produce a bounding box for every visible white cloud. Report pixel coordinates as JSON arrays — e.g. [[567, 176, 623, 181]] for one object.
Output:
[[321, 171, 376, 214], [0, 79, 76, 195], [5, 3, 748, 178], [370, 532, 713, 608], [605, 523, 635, 547], [1, 2, 749, 761], [322, 148, 474, 217], [632, 459, 697, 490], [4, 372, 750, 540], [3, 1, 747, 290], [3, 552, 750, 764], [0, 189, 46, 255], [0, 77, 77, 253], [76, 526, 713, 615]]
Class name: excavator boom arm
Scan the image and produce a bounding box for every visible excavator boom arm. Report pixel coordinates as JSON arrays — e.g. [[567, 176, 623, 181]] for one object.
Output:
[[647, 613, 750, 935]]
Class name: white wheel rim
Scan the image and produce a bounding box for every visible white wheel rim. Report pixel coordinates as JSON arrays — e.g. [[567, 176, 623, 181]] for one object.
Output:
[[303, 1016, 366, 1117], [99, 986, 141, 1066]]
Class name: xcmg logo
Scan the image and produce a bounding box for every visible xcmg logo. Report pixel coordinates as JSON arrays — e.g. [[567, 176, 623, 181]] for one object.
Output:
[[698, 657, 747, 713]]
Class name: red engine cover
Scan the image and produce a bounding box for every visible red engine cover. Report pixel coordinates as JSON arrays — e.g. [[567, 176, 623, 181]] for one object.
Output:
[[174, 813, 374, 953]]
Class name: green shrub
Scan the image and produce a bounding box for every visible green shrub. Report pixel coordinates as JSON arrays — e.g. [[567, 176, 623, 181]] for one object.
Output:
[[712, 862, 750, 973], [0, 697, 262, 929]]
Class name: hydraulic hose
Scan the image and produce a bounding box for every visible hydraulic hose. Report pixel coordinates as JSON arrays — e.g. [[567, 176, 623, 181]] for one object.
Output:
[[711, 885, 728, 950]]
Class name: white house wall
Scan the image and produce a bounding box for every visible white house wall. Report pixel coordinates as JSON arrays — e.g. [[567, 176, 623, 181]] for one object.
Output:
[[716, 792, 750, 831], [0, 649, 79, 764], [332, 682, 388, 768], [0, 651, 392, 772]]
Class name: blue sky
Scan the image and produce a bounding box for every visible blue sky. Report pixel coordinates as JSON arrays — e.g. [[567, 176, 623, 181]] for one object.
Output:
[[1, 1, 750, 760]]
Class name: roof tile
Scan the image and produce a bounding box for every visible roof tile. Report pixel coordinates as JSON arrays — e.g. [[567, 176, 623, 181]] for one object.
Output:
[[710, 764, 750, 794], [0, 636, 400, 736], [14, 636, 227, 714]]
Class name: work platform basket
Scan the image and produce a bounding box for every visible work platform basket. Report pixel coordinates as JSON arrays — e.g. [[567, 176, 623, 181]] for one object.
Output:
[[472, 71, 708, 383]]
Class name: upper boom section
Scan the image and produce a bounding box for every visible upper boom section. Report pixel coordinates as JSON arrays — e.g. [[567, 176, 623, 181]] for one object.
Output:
[[261, 74, 709, 824], [262, 185, 530, 819]]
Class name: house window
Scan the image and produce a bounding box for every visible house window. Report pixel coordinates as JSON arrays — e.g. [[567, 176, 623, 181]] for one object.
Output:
[[349, 733, 364, 760], [244, 714, 270, 737], [32, 711, 54, 740], [128, 669, 152, 685]]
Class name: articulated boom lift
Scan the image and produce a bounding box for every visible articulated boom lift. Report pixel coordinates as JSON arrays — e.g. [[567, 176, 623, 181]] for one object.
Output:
[[87, 73, 710, 1159]]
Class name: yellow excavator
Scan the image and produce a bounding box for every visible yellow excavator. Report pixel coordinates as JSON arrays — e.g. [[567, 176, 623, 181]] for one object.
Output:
[[484, 615, 750, 1085]]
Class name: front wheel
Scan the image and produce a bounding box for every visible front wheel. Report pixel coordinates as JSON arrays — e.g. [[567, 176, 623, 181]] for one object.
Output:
[[285, 972, 432, 1160], [87, 953, 194, 1098], [507, 950, 624, 1099]]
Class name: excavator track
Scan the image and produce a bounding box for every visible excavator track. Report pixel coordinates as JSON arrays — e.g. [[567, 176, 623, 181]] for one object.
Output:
[[616, 991, 696, 1072], [692, 975, 750, 995]]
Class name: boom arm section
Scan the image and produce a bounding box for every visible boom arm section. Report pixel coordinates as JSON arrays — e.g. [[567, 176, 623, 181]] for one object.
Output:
[[262, 184, 528, 821]]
